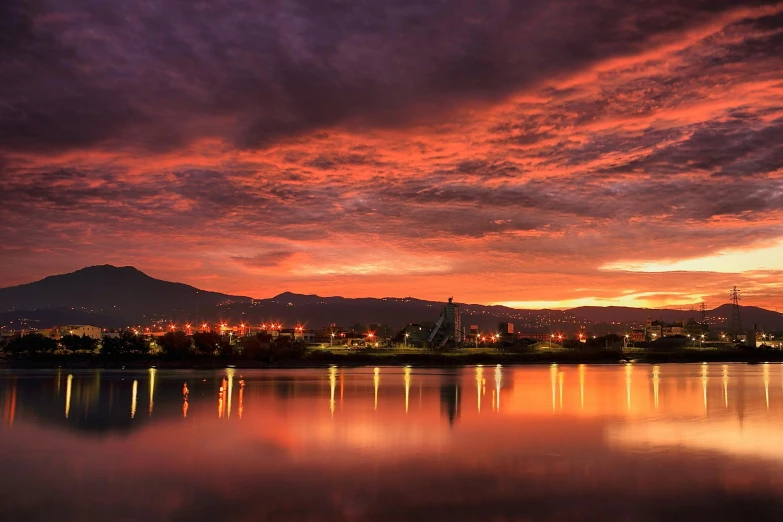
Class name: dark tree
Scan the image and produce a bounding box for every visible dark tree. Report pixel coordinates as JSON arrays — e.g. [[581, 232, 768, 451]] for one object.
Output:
[[3, 334, 58, 355], [193, 332, 224, 356], [101, 335, 123, 358], [158, 331, 192, 359], [61, 334, 98, 353], [238, 334, 271, 360]]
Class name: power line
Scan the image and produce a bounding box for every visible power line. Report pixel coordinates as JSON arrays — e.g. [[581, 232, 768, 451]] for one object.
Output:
[[729, 287, 742, 338]]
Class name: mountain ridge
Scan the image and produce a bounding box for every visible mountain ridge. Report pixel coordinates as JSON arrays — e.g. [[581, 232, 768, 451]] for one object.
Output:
[[1, 265, 781, 331]]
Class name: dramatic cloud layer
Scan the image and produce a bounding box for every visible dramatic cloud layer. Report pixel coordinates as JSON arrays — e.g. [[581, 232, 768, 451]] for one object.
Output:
[[1, 0, 782, 308]]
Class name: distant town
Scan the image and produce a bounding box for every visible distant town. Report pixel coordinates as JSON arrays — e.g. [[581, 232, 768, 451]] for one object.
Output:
[[2, 293, 781, 360]]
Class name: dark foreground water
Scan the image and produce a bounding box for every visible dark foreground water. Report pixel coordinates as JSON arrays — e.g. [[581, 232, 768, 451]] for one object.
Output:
[[2, 364, 783, 521]]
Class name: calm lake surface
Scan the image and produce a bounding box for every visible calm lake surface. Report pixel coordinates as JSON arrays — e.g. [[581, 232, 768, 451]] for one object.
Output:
[[2, 363, 783, 521]]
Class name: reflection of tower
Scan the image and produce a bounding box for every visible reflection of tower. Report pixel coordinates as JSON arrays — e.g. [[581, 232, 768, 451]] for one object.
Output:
[[439, 374, 461, 426], [736, 371, 745, 429], [729, 287, 742, 338]]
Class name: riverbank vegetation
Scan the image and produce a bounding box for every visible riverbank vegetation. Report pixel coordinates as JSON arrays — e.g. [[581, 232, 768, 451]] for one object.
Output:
[[2, 331, 782, 368]]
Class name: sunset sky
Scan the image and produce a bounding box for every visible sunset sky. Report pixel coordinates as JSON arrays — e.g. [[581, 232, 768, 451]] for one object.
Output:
[[1, 0, 782, 309]]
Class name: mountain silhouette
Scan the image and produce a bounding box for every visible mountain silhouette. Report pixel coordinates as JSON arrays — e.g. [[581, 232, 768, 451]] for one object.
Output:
[[0, 265, 250, 326], [1, 265, 781, 331]]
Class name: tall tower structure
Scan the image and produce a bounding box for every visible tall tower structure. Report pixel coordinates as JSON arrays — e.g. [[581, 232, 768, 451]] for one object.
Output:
[[699, 302, 707, 324], [428, 297, 463, 348], [729, 287, 742, 338]]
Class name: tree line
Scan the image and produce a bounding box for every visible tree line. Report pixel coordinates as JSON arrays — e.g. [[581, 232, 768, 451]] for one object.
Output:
[[0, 331, 307, 362]]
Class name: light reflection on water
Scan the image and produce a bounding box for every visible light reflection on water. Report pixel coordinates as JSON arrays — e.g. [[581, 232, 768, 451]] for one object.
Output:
[[2, 364, 783, 520]]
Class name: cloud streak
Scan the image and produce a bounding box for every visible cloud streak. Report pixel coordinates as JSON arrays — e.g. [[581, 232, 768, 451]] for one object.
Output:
[[1, 0, 782, 309]]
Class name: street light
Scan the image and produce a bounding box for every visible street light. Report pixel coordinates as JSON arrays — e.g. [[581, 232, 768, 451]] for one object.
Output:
[[404, 332, 409, 348]]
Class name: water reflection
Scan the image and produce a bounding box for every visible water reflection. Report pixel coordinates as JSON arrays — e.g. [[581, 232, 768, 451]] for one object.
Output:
[[2, 364, 783, 520], [65, 374, 73, 419], [475, 366, 483, 413], [329, 366, 336, 418], [494, 365, 502, 412], [404, 366, 411, 413], [764, 363, 770, 410], [723, 365, 729, 409], [373, 367, 380, 411], [148, 368, 156, 415], [652, 365, 660, 410], [226, 368, 235, 418], [130, 379, 137, 419], [702, 363, 708, 412], [440, 373, 460, 425]]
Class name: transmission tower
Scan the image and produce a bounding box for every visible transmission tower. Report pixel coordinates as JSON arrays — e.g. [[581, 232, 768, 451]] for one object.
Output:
[[699, 302, 707, 324], [729, 287, 742, 338]]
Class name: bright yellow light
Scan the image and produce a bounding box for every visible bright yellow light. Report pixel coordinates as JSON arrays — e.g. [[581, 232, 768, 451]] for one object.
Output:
[[723, 365, 729, 409], [65, 374, 73, 419], [558, 372, 564, 410], [652, 366, 660, 410], [404, 366, 411, 414], [218, 378, 226, 418], [764, 363, 770, 410], [238, 379, 245, 420], [131, 380, 137, 419], [494, 364, 502, 412], [329, 366, 337, 418], [226, 368, 235, 418], [148, 368, 156, 415], [476, 365, 484, 413], [374, 367, 380, 411]]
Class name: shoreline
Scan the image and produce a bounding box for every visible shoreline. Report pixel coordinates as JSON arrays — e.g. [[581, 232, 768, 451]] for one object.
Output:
[[2, 349, 782, 370]]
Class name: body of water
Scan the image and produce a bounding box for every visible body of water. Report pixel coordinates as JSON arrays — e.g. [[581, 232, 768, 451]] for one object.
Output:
[[1, 363, 783, 520]]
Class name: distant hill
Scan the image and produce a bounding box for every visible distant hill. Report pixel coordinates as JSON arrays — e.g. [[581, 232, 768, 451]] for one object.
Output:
[[222, 295, 783, 332], [1, 265, 781, 332], [567, 304, 782, 330], [0, 265, 251, 326]]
